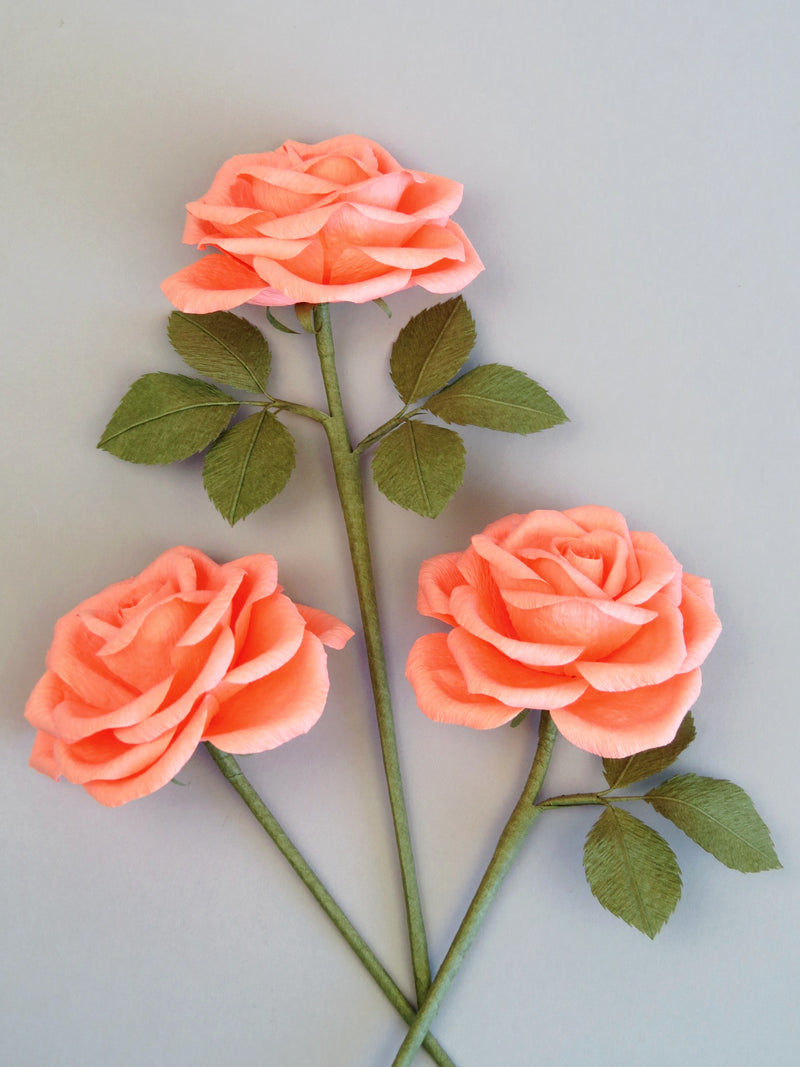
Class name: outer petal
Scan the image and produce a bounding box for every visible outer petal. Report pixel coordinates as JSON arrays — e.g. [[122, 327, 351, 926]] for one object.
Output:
[[550, 669, 703, 757], [621, 531, 681, 605], [417, 551, 465, 623], [448, 628, 588, 709], [161, 255, 269, 313], [679, 574, 722, 671], [24, 671, 65, 733], [410, 222, 484, 293], [205, 632, 330, 752], [29, 732, 59, 779], [82, 703, 211, 807], [221, 591, 306, 688], [295, 604, 354, 649], [406, 633, 523, 728], [251, 254, 413, 305]]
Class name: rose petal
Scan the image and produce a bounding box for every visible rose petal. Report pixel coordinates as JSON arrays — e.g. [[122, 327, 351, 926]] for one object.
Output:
[[222, 591, 306, 687], [620, 532, 681, 605], [574, 594, 687, 691], [550, 669, 703, 757], [99, 597, 206, 691], [252, 253, 412, 305], [161, 254, 271, 313], [29, 731, 59, 779], [295, 605, 354, 649], [47, 615, 136, 711], [450, 585, 584, 667], [25, 671, 66, 733], [406, 633, 523, 728], [82, 703, 211, 807], [417, 552, 465, 623], [410, 222, 484, 293], [205, 632, 330, 752], [396, 173, 465, 219], [448, 628, 588, 709], [499, 593, 645, 660], [112, 627, 235, 744], [679, 575, 722, 671], [51, 677, 173, 743], [55, 719, 180, 785]]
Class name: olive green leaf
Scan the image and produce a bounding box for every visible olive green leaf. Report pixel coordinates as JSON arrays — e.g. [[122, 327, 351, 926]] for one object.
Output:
[[372, 420, 465, 518], [266, 308, 300, 334], [294, 303, 316, 333], [646, 774, 781, 873], [390, 296, 476, 404], [425, 364, 567, 434], [202, 411, 296, 525], [602, 713, 696, 790], [584, 806, 682, 938], [98, 373, 238, 464], [167, 311, 271, 392]]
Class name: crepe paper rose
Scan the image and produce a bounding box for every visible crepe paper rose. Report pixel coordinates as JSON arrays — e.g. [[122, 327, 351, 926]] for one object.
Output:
[[25, 546, 353, 806], [406, 506, 722, 757], [161, 134, 484, 313]]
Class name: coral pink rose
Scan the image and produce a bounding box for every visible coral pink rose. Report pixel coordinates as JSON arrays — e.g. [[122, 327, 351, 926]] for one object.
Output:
[[25, 547, 353, 806], [161, 134, 483, 313], [406, 507, 722, 757]]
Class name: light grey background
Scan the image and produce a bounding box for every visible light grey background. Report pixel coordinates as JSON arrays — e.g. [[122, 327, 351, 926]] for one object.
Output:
[[2, 2, 798, 1064]]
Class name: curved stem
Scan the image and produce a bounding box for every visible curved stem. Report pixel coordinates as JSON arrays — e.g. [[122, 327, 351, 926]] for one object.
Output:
[[311, 303, 432, 1004], [391, 713, 558, 1067], [204, 744, 455, 1067]]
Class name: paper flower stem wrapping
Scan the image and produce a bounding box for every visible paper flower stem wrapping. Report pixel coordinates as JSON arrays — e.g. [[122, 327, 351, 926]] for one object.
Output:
[[312, 302, 432, 1003], [205, 743, 456, 1067], [392, 712, 559, 1067]]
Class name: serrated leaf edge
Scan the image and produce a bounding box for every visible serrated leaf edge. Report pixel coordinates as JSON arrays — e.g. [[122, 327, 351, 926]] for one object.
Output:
[[169, 311, 268, 393], [98, 376, 238, 450], [425, 364, 568, 431], [406, 298, 470, 404], [645, 774, 782, 871]]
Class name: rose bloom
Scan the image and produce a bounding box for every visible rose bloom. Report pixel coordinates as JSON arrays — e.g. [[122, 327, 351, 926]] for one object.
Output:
[[26, 547, 353, 806], [161, 134, 483, 313], [406, 507, 722, 757]]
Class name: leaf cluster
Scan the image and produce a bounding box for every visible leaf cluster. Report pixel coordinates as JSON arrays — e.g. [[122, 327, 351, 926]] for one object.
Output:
[[371, 297, 567, 517], [98, 311, 294, 524], [579, 712, 780, 938]]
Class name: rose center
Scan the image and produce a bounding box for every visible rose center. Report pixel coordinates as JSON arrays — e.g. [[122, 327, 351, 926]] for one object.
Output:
[[559, 539, 604, 585]]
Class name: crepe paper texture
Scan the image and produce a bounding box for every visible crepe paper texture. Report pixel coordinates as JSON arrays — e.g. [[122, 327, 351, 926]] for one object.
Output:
[[25, 547, 352, 806], [406, 505, 722, 757], [23, 131, 780, 1066], [161, 134, 484, 312], [391, 699, 780, 1066]]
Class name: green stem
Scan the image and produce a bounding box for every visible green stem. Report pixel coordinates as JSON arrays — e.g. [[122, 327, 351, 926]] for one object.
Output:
[[537, 792, 606, 809], [391, 713, 558, 1067], [204, 744, 455, 1067], [311, 303, 432, 1004], [537, 792, 645, 810]]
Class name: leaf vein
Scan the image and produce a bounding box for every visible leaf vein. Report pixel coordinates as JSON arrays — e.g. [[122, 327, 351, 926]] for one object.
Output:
[[99, 401, 238, 445], [408, 300, 462, 401], [175, 311, 264, 392]]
